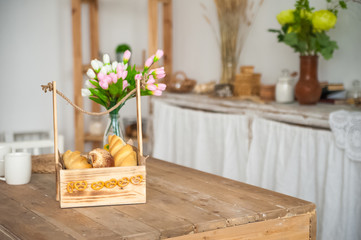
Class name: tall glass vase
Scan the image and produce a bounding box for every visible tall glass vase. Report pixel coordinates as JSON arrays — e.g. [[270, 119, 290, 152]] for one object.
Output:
[[103, 111, 124, 147]]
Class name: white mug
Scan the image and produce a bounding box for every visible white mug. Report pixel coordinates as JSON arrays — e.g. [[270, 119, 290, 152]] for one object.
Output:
[[0, 145, 11, 159], [0, 152, 32, 185], [0, 145, 11, 177]]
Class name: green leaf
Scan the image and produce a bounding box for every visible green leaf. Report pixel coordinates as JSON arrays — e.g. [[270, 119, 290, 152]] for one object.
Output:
[[268, 29, 281, 33], [283, 32, 298, 46], [339, 1, 347, 9], [89, 96, 106, 107], [108, 84, 118, 98], [89, 88, 108, 105]]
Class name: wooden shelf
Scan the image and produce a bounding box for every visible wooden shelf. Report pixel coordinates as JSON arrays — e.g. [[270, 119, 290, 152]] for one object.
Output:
[[84, 133, 103, 142], [72, 0, 172, 152]]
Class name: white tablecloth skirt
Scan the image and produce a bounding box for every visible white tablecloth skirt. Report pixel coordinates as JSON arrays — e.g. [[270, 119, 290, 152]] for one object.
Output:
[[152, 99, 361, 240]]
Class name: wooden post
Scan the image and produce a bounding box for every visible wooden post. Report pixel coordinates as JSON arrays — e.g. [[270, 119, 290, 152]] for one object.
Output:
[[148, 0, 158, 57], [52, 81, 60, 201], [72, 0, 85, 152], [89, 0, 100, 113], [163, 0, 172, 85], [136, 79, 143, 158]]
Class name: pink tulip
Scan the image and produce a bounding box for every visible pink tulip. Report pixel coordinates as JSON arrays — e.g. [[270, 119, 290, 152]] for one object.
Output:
[[116, 63, 127, 73], [154, 50, 164, 61], [99, 80, 108, 90], [135, 73, 142, 81], [97, 72, 105, 82], [152, 90, 163, 96], [144, 55, 154, 68], [121, 71, 128, 80], [157, 83, 167, 91], [155, 73, 166, 79], [150, 67, 165, 75], [109, 72, 117, 83], [147, 84, 157, 91], [123, 80, 128, 90], [147, 75, 155, 84], [123, 50, 131, 63]]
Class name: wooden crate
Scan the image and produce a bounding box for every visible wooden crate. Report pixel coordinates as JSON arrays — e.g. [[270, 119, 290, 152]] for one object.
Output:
[[59, 160, 146, 208], [49, 81, 146, 208]]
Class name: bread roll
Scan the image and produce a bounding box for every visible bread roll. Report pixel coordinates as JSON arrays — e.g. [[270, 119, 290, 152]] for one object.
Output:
[[108, 135, 137, 167], [63, 150, 92, 169], [89, 148, 114, 168]]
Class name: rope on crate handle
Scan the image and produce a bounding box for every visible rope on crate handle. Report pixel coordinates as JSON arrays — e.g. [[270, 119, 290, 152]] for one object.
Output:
[[41, 82, 136, 116]]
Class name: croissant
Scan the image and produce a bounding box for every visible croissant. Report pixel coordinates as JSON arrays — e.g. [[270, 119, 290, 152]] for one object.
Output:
[[89, 148, 114, 168], [108, 135, 137, 167], [63, 150, 92, 169]]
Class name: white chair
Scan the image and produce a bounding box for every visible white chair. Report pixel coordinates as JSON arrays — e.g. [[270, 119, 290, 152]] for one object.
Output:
[[0, 135, 64, 155]]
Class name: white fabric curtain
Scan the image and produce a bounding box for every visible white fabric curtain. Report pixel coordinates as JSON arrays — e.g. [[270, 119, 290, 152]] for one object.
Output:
[[152, 99, 249, 181], [152, 101, 361, 240], [247, 118, 361, 240]]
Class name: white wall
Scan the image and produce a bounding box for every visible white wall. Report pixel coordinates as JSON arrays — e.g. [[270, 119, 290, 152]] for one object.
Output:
[[0, 0, 360, 150]]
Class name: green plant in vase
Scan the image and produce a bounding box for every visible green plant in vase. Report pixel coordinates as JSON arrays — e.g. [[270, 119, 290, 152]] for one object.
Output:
[[269, 0, 347, 104], [82, 50, 166, 146]]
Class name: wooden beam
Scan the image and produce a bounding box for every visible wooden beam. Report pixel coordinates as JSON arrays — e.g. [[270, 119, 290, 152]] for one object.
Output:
[[89, 0, 100, 112], [162, 0, 172, 84], [148, 0, 158, 57], [72, 0, 84, 152]]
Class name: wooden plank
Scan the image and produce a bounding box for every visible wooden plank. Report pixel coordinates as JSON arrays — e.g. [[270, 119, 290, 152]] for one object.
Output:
[[75, 206, 160, 240], [162, 0, 172, 85], [112, 201, 195, 239], [309, 210, 317, 240], [169, 214, 311, 240], [145, 185, 228, 232], [0, 174, 121, 239], [59, 166, 146, 208], [147, 159, 315, 223], [89, 0, 100, 113], [0, 186, 75, 240], [148, 0, 158, 56], [72, 0, 84, 152]]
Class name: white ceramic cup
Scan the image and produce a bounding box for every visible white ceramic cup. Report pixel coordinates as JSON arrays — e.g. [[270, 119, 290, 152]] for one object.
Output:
[[0, 152, 32, 185], [0, 145, 11, 177], [0, 145, 11, 159]]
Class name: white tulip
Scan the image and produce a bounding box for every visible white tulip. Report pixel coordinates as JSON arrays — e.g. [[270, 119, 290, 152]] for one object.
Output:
[[97, 60, 104, 68], [81, 89, 91, 97], [106, 64, 112, 73], [85, 80, 93, 88], [100, 66, 108, 75], [91, 60, 100, 72], [87, 69, 96, 79], [112, 61, 118, 71], [103, 54, 110, 64]]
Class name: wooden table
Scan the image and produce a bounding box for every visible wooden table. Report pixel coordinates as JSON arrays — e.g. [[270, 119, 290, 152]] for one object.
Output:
[[0, 158, 316, 240]]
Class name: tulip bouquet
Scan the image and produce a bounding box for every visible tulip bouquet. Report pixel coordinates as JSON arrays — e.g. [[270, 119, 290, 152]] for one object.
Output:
[[82, 50, 166, 114], [269, 0, 347, 59]]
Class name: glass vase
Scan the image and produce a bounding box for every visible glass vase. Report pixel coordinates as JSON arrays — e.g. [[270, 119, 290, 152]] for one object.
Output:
[[103, 112, 124, 147]]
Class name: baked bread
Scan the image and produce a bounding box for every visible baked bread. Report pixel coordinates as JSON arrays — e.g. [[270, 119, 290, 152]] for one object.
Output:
[[89, 148, 114, 168], [63, 150, 92, 169], [108, 135, 137, 167]]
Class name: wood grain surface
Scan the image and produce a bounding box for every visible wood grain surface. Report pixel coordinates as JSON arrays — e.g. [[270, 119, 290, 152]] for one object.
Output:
[[0, 158, 316, 240]]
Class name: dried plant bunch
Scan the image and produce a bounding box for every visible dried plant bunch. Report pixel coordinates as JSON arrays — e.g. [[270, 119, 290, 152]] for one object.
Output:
[[213, 0, 263, 84]]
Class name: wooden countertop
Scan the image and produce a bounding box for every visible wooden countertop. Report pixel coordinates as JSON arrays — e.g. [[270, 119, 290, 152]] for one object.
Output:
[[154, 92, 358, 129], [0, 158, 316, 239]]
